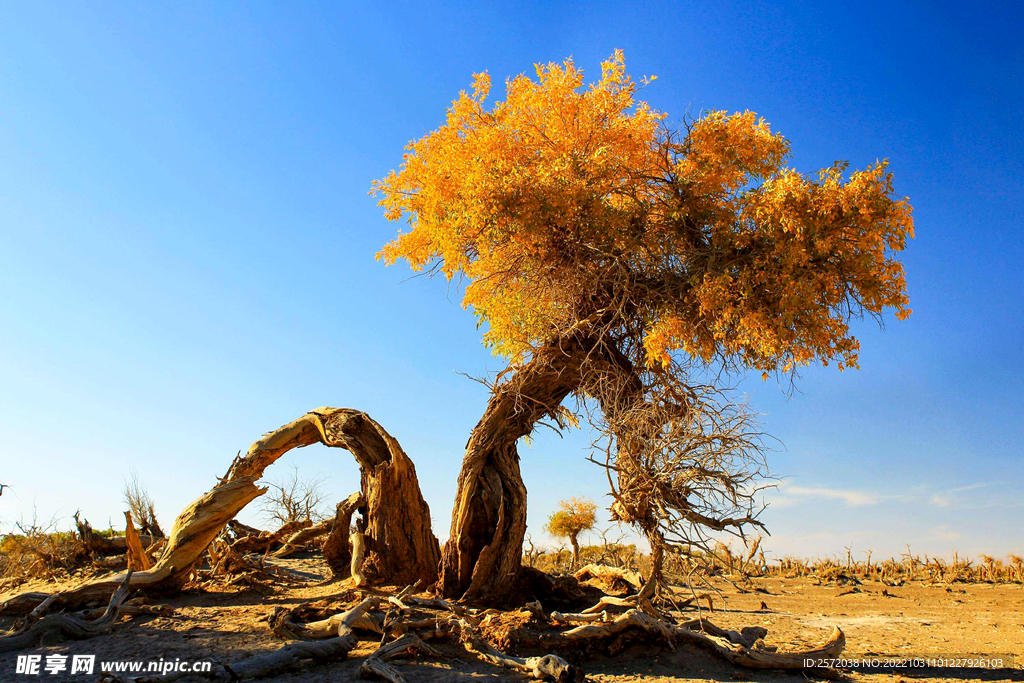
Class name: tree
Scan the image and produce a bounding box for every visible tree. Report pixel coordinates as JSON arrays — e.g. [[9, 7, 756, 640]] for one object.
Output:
[[259, 465, 329, 526], [122, 468, 164, 538], [376, 51, 913, 602], [545, 497, 597, 570]]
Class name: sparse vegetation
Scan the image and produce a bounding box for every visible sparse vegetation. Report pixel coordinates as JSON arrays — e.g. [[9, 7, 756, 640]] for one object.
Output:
[[122, 468, 164, 538], [259, 465, 330, 526]]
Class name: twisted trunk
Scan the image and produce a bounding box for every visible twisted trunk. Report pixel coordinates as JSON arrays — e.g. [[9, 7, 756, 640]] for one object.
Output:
[[439, 336, 593, 603]]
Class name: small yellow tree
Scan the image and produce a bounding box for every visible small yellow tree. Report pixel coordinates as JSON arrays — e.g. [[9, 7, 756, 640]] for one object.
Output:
[[545, 497, 597, 569]]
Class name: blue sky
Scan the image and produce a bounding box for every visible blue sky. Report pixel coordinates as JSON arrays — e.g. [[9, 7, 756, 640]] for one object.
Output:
[[1, 1, 1021, 562]]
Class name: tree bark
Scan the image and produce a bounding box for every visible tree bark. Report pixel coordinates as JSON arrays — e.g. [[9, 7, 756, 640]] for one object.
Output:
[[439, 336, 593, 604]]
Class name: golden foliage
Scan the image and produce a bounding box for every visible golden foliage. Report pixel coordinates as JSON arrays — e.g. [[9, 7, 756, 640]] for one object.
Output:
[[545, 497, 598, 540], [376, 51, 913, 376]]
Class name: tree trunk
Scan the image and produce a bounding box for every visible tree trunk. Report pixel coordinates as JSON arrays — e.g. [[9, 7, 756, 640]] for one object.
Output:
[[439, 336, 593, 604], [322, 491, 364, 577]]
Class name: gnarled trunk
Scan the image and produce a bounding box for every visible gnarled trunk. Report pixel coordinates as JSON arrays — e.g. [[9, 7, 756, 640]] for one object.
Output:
[[439, 336, 593, 604], [232, 408, 440, 585]]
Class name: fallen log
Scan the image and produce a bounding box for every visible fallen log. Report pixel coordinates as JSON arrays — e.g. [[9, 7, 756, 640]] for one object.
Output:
[[573, 564, 642, 596], [459, 617, 580, 682], [272, 520, 332, 558], [74, 512, 158, 557], [270, 601, 383, 640]]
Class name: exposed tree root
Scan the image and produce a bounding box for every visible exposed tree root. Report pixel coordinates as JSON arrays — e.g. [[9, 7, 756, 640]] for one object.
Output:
[[549, 608, 844, 670], [0, 570, 135, 653], [246, 580, 842, 681]]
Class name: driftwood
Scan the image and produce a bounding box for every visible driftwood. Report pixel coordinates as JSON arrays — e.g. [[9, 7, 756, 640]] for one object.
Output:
[[0, 571, 134, 653]]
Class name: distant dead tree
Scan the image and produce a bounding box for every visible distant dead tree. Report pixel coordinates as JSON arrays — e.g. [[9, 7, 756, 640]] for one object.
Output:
[[259, 465, 329, 526], [545, 497, 597, 570], [122, 469, 164, 538]]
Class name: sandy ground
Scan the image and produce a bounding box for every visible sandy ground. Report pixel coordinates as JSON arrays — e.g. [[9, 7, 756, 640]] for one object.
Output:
[[1, 557, 1021, 683]]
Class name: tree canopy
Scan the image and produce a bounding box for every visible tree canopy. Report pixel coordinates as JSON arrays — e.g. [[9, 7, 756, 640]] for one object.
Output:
[[375, 50, 913, 378], [545, 497, 598, 542]]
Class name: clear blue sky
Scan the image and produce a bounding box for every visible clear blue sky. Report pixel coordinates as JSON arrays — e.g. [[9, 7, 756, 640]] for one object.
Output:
[[1, 1, 1021, 561]]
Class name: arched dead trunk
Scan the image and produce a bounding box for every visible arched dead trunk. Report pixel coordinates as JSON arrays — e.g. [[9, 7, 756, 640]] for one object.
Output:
[[439, 337, 593, 604], [1, 408, 438, 615], [234, 408, 440, 584]]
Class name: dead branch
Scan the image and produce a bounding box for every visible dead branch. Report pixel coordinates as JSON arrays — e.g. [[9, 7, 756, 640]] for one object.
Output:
[[361, 633, 446, 683], [223, 596, 381, 679], [272, 519, 332, 558], [555, 608, 843, 671], [123, 511, 153, 571]]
